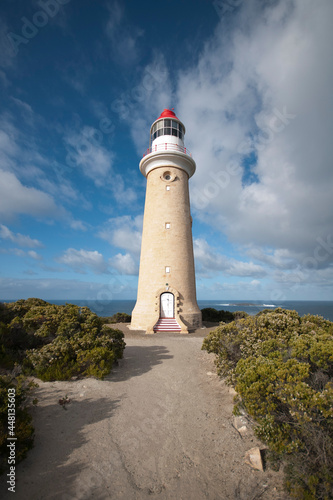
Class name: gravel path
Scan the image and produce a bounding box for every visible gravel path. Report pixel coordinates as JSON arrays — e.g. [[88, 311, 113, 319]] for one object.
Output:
[[1, 326, 287, 499]]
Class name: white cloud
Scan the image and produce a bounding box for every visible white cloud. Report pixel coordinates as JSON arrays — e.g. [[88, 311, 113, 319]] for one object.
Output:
[[0, 169, 61, 221], [0, 224, 43, 248], [0, 115, 87, 228], [10, 97, 33, 116], [0, 248, 25, 257], [69, 219, 88, 231], [174, 0, 333, 277], [0, 69, 9, 87], [245, 246, 297, 271], [0, 18, 16, 68], [58, 248, 109, 274], [27, 250, 42, 261], [37, 169, 92, 213], [0, 277, 136, 302], [110, 55, 172, 153], [196, 278, 264, 301], [64, 126, 114, 187], [98, 215, 143, 255], [0, 118, 19, 162], [63, 124, 134, 204], [0, 248, 42, 260], [9, 97, 36, 128], [61, 59, 93, 96], [109, 252, 138, 275], [194, 238, 266, 278], [110, 173, 137, 205], [105, 1, 144, 66], [0, 168, 89, 231]]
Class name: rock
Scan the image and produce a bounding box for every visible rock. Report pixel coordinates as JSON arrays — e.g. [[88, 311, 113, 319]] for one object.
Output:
[[233, 416, 249, 435], [228, 387, 237, 396], [244, 447, 264, 471], [238, 426, 248, 435], [234, 415, 247, 428]]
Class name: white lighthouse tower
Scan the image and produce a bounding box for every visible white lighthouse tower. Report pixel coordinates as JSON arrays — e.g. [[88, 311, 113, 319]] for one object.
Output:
[[131, 109, 202, 334]]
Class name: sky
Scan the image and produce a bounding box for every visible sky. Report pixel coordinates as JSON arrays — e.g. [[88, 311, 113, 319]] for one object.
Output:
[[0, 0, 332, 303]]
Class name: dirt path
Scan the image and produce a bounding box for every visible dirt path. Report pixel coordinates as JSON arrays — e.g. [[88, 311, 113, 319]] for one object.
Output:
[[1, 327, 286, 499]]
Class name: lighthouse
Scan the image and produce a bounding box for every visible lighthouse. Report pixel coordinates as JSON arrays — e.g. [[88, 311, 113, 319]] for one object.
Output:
[[131, 109, 202, 334]]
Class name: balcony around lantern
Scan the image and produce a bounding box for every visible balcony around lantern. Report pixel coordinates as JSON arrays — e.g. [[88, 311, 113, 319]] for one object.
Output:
[[143, 142, 192, 158]]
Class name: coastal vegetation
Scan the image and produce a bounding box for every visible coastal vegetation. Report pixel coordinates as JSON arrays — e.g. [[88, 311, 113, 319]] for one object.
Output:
[[202, 308, 333, 500], [0, 298, 126, 474], [103, 312, 132, 324], [201, 307, 248, 323], [0, 298, 126, 380]]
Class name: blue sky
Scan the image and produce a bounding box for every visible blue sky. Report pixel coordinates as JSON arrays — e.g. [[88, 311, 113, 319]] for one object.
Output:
[[0, 0, 332, 302]]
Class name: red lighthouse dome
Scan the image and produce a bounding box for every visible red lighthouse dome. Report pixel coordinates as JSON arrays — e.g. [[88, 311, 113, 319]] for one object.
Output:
[[157, 108, 179, 120]]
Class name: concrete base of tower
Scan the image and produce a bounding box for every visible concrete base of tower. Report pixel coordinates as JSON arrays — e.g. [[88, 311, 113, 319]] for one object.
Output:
[[131, 287, 202, 334], [129, 306, 157, 332], [129, 314, 155, 332], [179, 311, 202, 331], [130, 308, 202, 334]]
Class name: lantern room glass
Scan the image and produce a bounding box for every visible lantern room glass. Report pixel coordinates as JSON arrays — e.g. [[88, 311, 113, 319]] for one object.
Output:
[[151, 119, 185, 143]]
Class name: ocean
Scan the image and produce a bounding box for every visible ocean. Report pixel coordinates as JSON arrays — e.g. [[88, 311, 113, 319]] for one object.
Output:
[[7, 299, 332, 321]]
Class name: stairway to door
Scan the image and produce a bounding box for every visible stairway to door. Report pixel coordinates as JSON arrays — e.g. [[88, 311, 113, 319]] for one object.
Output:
[[153, 318, 181, 332]]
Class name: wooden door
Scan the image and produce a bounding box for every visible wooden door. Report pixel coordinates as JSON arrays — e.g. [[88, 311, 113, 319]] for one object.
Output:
[[160, 293, 174, 318]]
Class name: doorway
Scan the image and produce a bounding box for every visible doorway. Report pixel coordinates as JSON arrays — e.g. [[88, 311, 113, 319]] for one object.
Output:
[[160, 292, 174, 318]]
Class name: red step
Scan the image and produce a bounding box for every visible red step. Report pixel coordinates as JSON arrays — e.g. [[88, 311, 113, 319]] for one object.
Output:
[[154, 318, 181, 332]]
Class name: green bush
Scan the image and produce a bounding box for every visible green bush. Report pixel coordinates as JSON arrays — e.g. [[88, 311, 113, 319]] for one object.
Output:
[[202, 308, 333, 499], [106, 312, 132, 323], [0, 375, 37, 474], [0, 300, 126, 381], [0, 300, 126, 475], [233, 310, 249, 320], [201, 307, 243, 323], [26, 326, 124, 381]]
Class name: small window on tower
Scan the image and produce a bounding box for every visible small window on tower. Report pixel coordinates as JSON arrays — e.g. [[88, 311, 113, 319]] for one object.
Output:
[[165, 223, 170, 229], [165, 266, 170, 273]]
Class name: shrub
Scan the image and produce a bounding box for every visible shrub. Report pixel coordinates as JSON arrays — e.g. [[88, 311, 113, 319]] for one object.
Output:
[[0, 300, 126, 475], [201, 307, 239, 323], [26, 326, 125, 381], [106, 312, 132, 323], [0, 300, 126, 381], [0, 375, 37, 474], [202, 308, 333, 499], [0, 318, 44, 369], [233, 310, 249, 320]]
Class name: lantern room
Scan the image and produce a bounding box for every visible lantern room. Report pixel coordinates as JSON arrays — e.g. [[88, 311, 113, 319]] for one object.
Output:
[[140, 108, 195, 178], [150, 109, 185, 149]]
